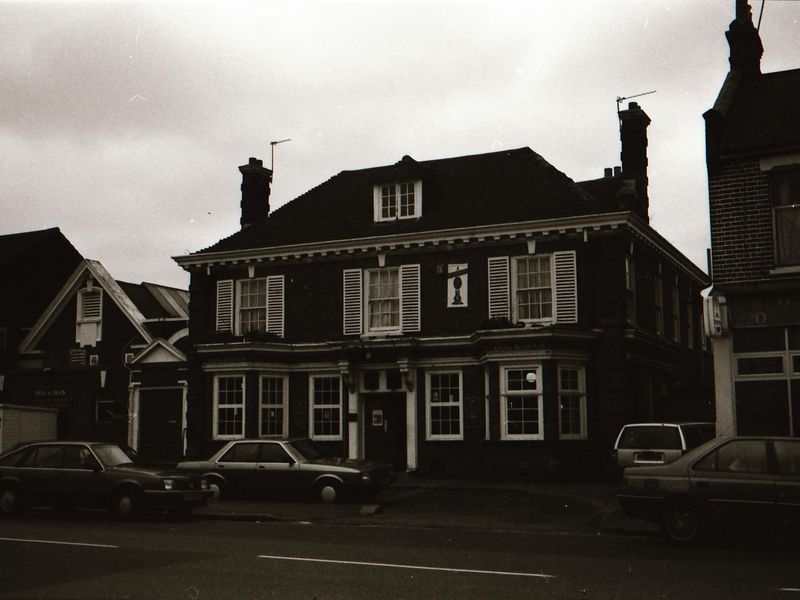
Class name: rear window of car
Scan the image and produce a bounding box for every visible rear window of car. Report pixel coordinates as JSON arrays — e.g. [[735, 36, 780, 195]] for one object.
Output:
[[617, 426, 682, 450], [0, 447, 30, 467]]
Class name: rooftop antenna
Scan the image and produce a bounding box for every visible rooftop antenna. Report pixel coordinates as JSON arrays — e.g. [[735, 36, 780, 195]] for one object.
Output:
[[756, 0, 765, 32], [616, 90, 656, 117], [269, 138, 292, 181]]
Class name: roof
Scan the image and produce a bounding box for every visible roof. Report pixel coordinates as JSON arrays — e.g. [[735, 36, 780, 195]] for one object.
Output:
[[117, 281, 189, 320], [718, 68, 800, 156], [199, 147, 614, 254], [0, 228, 73, 269]]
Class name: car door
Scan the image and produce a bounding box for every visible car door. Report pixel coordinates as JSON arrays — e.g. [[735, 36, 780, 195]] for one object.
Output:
[[23, 445, 65, 507], [60, 444, 106, 509], [215, 442, 261, 498], [773, 439, 800, 532], [254, 442, 297, 498], [690, 439, 776, 531]]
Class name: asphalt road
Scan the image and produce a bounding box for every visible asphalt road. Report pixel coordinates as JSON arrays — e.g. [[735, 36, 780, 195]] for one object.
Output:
[[1, 513, 799, 600]]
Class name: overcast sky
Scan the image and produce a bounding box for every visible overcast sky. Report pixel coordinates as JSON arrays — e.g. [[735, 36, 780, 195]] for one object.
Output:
[[2, 1, 799, 289]]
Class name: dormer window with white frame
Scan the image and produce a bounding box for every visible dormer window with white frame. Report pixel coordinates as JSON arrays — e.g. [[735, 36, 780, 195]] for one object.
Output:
[[373, 181, 422, 222]]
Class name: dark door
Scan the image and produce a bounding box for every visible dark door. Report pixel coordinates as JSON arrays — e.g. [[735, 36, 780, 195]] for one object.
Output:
[[364, 393, 406, 470], [139, 388, 183, 464]]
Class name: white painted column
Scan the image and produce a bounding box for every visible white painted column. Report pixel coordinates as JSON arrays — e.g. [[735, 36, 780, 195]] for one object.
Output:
[[712, 336, 735, 437], [179, 380, 188, 457], [348, 388, 359, 459], [127, 383, 140, 451], [405, 372, 418, 471]]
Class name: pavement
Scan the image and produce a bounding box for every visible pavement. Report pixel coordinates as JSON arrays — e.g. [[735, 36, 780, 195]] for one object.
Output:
[[193, 473, 660, 537]]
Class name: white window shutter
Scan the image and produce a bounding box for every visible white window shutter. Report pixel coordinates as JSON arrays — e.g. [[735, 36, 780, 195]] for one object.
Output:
[[554, 251, 578, 324], [343, 269, 363, 335], [487, 256, 510, 319], [216, 279, 234, 333], [400, 264, 421, 333], [266, 275, 285, 337]]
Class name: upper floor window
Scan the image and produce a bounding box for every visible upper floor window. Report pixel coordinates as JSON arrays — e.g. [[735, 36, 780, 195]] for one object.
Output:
[[671, 283, 681, 344], [367, 268, 400, 331], [215, 275, 285, 337], [654, 273, 664, 337], [625, 255, 636, 325], [487, 251, 577, 325], [373, 181, 422, 222], [343, 265, 420, 336], [772, 167, 800, 266]]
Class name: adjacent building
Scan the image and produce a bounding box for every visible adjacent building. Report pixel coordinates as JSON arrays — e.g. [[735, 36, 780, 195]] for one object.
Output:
[[176, 102, 711, 479], [705, 1, 800, 436]]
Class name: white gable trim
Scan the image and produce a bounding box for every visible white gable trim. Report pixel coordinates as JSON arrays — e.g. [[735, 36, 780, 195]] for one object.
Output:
[[129, 338, 187, 365], [19, 259, 153, 353]]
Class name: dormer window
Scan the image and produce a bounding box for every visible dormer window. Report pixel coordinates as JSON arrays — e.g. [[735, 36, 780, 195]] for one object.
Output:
[[374, 181, 422, 222]]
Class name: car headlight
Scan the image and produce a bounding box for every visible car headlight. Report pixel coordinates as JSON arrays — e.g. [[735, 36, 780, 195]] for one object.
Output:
[[200, 479, 209, 490], [361, 473, 372, 483], [163, 479, 175, 490]]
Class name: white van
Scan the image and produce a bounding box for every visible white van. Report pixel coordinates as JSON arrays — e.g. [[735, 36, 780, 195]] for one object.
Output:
[[613, 422, 715, 469]]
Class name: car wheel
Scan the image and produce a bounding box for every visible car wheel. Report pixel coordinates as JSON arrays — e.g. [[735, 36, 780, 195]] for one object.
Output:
[[317, 480, 341, 504], [663, 502, 701, 544], [0, 486, 23, 516], [114, 490, 141, 521], [208, 479, 224, 503]]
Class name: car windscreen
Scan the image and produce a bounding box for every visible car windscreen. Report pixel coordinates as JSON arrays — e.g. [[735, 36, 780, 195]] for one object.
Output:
[[92, 444, 134, 467], [617, 426, 682, 450], [288, 439, 331, 461]]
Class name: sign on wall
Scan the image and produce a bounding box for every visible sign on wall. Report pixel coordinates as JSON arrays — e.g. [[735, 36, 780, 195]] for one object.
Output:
[[447, 264, 468, 308]]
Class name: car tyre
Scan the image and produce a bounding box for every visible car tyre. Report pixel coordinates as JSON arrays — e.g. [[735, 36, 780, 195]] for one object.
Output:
[[114, 489, 142, 521], [208, 479, 224, 503], [316, 480, 341, 504], [0, 486, 23, 516], [663, 502, 701, 544]]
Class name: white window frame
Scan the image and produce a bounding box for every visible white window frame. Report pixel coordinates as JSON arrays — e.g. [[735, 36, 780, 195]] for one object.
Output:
[[77, 287, 103, 323], [511, 255, 554, 324], [259, 374, 289, 438], [500, 365, 544, 440], [238, 278, 268, 334], [309, 375, 343, 441], [425, 370, 464, 441], [558, 364, 587, 440], [213, 374, 246, 440], [771, 166, 800, 267], [365, 267, 401, 333], [373, 180, 422, 222]]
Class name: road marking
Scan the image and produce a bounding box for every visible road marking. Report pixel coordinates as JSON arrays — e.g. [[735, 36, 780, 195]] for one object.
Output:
[[777, 589, 800, 593], [258, 554, 555, 579], [0, 537, 118, 549]]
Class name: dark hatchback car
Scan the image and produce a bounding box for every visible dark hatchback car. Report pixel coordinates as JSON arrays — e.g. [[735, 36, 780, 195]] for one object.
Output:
[[0, 441, 212, 519], [618, 436, 800, 543], [176, 438, 395, 503]]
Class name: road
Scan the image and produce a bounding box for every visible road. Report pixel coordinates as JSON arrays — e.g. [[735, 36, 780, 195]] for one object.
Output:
[[1, 512, 799, 599]]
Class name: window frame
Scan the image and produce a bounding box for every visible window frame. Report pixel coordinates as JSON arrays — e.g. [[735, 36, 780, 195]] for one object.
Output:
[[77, 287, 103, 324], [425, 370, 464, 441], [259, 374, 289, 438], [373, 180, 422, 222], [511, 255, 554, 324], [365, 267, 401, 333], [309, 375, 343, 441], [654, 273, 664, 337], [213, 374, 246, 440], [771, 166, 800, 267], [671, 283, 681, 343], [558, 364, 587, 440], [500, 365, 544, 441], [237, 278, 268, 334], [624, 255, 636, 325]]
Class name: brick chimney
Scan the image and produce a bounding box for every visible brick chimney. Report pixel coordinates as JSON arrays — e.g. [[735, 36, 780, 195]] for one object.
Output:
[[726, 0, 763, 77], [618, 101, 651, 222], [239, 157, 272, 229]]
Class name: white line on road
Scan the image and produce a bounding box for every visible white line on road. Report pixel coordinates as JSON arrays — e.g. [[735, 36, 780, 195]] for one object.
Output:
[[0, 537, 118, 549], [258, 554, 555, 579], [777, 589, 800, 593]]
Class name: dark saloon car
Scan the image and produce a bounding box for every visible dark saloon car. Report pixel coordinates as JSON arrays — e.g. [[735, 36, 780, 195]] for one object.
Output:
[[0, 441, 212, 519], [176, 438, 395, 503], [618, 436, 800, 543]]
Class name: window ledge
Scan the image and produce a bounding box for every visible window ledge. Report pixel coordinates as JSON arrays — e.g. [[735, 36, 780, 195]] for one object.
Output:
[[769, 265, 800, 275], [360, 331, 404, 340]]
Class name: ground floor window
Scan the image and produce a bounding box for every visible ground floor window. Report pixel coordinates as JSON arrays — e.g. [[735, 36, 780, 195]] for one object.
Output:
[[310, 375, 342, 440], [500, 365, 543, 440], [259, 375, 288, 438], [426, 370, 463, 440], [558, 365, 587, 440], [214, 375, 245, 439], [733, 326, 800, 436]]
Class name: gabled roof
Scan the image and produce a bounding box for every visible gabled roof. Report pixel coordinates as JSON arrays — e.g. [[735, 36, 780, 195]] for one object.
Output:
[[19, 260, 188, 353], [0, 228, 66, 269], [198, 147, 613, 255], [717, 68, 800, 156]]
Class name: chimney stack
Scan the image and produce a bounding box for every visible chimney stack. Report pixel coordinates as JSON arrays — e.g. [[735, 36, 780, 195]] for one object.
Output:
[[239, 157, 272, 229], [618, 101, 651, 222], [726, 0, 763, 77]]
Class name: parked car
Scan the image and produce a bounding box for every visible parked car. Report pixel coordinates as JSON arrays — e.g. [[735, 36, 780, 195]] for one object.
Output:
[[0, 440, 212, 519], [618, 436, 800, 543], [176, 438, 396, 503], [613, 422, 715, 469]]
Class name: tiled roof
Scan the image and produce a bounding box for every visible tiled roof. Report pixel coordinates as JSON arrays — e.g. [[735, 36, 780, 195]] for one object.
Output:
[[199, 147, 614, 254], [719, 68, 800, 155]]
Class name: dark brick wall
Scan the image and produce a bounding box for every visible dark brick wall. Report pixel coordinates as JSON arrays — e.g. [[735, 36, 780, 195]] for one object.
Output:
[[709, 159, 774, 285]]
